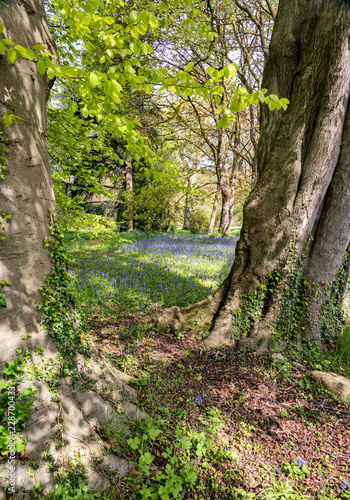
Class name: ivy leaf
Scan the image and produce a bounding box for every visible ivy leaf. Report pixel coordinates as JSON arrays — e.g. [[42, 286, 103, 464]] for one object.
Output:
[[15, 439, 26, 453]]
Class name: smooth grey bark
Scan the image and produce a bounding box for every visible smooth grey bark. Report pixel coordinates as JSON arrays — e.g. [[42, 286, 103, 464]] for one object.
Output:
[[183, 176, 193, 230], [125, 160, 134, 232], [157, 0, 350, 350], [207, 185, 220, 235], [0, 0, 57, 359], [219, 190, 235, 237]]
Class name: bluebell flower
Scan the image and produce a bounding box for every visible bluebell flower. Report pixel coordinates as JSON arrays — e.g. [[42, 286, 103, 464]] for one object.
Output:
[[341, 482, 349, 490], [152, 332, 156, 336], [296, 459, 305, 466], [140, 342, 144, 346]]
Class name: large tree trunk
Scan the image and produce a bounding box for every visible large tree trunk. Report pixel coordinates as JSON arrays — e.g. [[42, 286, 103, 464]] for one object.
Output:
[[0, 0, 57, 361], [157, 0, 350, 352], [0, 2, 141, 495]]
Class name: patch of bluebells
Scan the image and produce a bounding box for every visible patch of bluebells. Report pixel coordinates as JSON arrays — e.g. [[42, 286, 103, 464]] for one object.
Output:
[[68, 233, 238, 309], [341, 482, 350, 490]]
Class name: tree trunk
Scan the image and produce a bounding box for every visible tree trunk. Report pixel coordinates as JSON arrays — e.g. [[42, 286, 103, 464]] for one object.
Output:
[[0, 2, 141, 495], [0, 0, 57, 361], [183, 177, 193, 230], [157, 0, 350, 352], [125, 160, 133, 232], [207, 185, 220, 235], [219, 189, 235, 238]]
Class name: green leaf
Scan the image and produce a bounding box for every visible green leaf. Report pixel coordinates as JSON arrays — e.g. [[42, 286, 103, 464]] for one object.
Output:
[[62, 66, 78, 78], [258, 90, 265, 103], [2, 39, 14, 45], [2, 113, 22, 127], [103, 16, 115, 25], [32, 44, 46, 51], [184, 62, 194, 72], [217, 115, 229, 129], [149, 13, 159, 29], [89, 72, 99, 87], [37, 59, 47, 75], [0, 23, 3, 35], [6, 48, 17, 64], [17, 47, 35, 61], [127, 436, 141, 450], [0, 42, 6, 55], [129, 10, 138, 21], [226, 64, 237, 77], [15, 439, 26, 453], [47, 67, 55, 80]]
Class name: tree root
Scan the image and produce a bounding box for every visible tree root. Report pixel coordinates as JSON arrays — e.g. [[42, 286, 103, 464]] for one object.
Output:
[[157, 273, 231, 339], [0, 350, 145, 498]]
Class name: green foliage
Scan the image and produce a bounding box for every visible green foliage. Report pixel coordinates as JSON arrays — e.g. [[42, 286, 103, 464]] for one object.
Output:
[[124, 183, 174, 232], [31, 480, 104, 499], [122, 417, 240, 499], [38, 213, 91, 359], [188, 208, 210, 234], [273, 240, 313, 351], [0, 357, 37, 456], [231, 283, 270, 339], [319, 253, 350, 344]]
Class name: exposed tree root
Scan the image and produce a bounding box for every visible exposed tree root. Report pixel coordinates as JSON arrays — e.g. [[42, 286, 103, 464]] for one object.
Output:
[[0, 342, 145, 498], [157, 272, 232, 341]]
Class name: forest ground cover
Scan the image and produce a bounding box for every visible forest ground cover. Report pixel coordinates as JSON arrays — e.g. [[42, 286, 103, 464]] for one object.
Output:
[[65, 232, 350, 499]]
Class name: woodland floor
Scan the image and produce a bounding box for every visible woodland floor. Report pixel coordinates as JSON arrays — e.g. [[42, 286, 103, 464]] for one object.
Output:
[[88, 306, 350, 499]]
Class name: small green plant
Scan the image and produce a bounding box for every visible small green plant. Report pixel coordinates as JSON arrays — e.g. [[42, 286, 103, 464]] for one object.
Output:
[[282, 459, 309, 480], [0, 357, 37, 455], [31, 480, 104, 499]]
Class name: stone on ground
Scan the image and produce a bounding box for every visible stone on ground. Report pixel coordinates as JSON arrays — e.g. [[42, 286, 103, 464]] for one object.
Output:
[[309, 371, 350, 399]]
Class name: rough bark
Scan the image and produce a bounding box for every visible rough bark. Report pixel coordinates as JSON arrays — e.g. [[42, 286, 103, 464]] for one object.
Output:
[[157, 0, 350, 351], [0, 2, 141, 496]]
